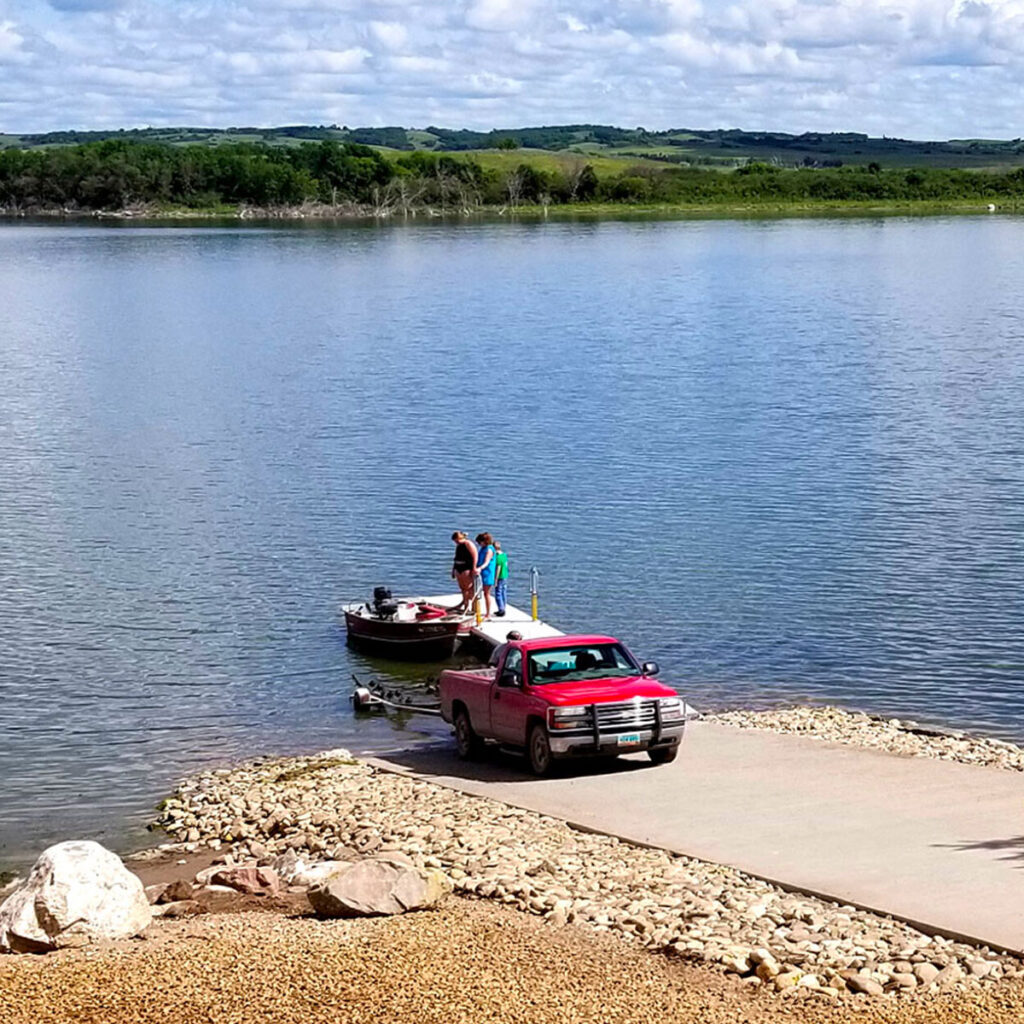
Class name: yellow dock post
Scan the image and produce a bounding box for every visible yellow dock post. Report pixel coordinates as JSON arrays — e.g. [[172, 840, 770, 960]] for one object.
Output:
[[474, 577, 483, 625], [530, 566, 540, 621]]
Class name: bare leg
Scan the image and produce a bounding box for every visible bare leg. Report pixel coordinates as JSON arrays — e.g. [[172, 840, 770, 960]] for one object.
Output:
[[483, 583, 494, 617], [458, 572, 474, 613]]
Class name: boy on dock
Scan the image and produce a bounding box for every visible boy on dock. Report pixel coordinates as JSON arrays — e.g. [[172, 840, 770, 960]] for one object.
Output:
[[494, 541, 509, 617]]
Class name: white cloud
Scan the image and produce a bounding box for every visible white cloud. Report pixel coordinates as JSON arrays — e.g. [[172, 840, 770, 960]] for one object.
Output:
[[465, 0, 541, 31], [370, 20, 408, 50], [0, 18, 24, 57], [661, 0, 704, 28], [391, 54, 452, 76], [2, 0, 1024, 137]]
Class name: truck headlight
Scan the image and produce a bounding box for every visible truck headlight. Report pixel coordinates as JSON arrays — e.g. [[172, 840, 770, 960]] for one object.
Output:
[[548, 706, 592, 730], [659, 698, 685, 722]]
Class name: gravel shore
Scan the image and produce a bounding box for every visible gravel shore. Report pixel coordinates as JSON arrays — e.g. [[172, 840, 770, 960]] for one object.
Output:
[[150, 749, 1022, 1000], [3, 900, 1024, 1024], [707, 707, 1024, 771], [6, 705, 1024, 1018]]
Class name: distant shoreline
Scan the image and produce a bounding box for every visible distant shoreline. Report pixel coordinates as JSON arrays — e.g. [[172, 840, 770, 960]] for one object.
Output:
[[0, 197, 1018, 224]]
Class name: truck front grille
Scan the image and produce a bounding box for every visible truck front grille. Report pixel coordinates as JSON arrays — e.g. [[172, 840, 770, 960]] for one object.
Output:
[[594, 699, 658, 732], [553, 698, 661, 737]]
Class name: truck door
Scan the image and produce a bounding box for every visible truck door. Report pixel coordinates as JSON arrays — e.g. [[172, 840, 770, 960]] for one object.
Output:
[[489, 648, 532, 744]]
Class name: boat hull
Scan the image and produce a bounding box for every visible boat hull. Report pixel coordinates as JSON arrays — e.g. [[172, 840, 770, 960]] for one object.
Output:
[[343, 606, 462, 661]]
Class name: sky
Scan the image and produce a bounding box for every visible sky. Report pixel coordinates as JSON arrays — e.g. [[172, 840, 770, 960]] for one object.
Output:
[[2, 0, 1024, 139]]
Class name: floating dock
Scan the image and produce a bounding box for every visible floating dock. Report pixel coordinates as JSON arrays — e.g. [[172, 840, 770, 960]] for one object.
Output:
[[421, 594, 563, 648]]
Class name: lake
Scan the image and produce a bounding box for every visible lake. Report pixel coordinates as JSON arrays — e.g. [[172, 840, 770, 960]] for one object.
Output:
[[1, 214, 1023, 872]]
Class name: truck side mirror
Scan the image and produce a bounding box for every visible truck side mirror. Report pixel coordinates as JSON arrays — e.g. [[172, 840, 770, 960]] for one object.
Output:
[[641, 661, 660, 677], [499, 669, 520, 688]]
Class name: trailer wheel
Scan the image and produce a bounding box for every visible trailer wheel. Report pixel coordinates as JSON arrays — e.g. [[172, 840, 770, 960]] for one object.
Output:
[[528, 723, 553, 776], [648, 744, 679, 765], [454, 709, 483, 760]]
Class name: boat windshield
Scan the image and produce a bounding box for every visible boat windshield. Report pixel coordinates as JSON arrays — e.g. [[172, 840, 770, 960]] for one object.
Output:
[[527, 643, 640, 684]]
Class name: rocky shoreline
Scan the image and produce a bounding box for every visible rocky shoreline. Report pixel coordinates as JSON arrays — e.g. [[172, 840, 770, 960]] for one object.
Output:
[[7, 704, 1024, 1008], [706, 707, 1024, 771], [150, 747, 1022, 1001], [0, 201, 374, 221]]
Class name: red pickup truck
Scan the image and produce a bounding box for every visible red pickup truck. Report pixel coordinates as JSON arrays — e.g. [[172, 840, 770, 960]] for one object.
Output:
[[438, 634, 686, 775]]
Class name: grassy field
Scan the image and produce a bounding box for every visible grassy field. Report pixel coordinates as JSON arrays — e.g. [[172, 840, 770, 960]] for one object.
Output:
[[0, 127, 345, 151], [450, 148, 665, 175], [369, 145, 669, 176]]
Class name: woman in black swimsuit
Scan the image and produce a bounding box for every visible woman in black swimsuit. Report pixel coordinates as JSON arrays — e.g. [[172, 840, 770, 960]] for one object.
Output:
[[451, 531, 478, 614]]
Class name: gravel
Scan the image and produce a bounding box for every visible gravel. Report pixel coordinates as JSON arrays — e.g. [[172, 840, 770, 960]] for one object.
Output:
[[146, 749, 1023, 999], [3, 901, 1024, 1024], [707, 707, 1024, 770]]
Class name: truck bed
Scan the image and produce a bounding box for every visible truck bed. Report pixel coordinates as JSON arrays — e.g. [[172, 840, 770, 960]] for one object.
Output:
[[439, 665, 497, 725], [442, 666, 497, 685]]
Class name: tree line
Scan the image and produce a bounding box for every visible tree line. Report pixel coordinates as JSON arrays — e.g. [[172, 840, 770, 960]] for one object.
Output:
[[0, 139, 594, 212], [3, 139, 1024, 214]]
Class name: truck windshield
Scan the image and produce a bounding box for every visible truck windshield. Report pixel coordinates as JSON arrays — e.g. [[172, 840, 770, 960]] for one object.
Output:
[[527, 643, 640, 684]]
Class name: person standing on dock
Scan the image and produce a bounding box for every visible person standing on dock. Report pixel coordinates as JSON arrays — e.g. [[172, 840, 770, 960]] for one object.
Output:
[[493, 540, 509, 617], [475, 532, 497, 618], [451, 531, 477, 614]]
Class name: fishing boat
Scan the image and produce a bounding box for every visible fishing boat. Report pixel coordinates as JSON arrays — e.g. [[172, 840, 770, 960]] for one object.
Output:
[[342, 587, 468, 660]]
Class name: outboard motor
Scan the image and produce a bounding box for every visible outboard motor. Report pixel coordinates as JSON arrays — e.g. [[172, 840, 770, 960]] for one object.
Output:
[[372, 586, 399, 618]]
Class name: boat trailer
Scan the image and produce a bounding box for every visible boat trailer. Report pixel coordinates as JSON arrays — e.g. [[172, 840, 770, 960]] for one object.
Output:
[[351, 675, 443, 716]]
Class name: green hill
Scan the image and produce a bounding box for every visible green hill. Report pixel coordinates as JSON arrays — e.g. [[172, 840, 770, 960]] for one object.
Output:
[[4, 123, 1024, 170]]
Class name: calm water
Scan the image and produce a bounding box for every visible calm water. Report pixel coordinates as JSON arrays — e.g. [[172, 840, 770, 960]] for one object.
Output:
[[1, 215, 1023, 871]]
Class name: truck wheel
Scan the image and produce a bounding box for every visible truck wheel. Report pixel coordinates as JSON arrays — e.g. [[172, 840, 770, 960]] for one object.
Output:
[[527, 723, 553, 776], [648, 744, 679, 765], [454, 709, 483, 760]]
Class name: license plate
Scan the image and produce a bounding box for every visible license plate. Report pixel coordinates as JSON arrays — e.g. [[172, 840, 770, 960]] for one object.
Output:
[[617, 732, 641, 747]]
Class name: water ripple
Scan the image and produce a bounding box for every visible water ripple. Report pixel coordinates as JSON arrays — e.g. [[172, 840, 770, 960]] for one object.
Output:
[[1, 217, 1023, 869]]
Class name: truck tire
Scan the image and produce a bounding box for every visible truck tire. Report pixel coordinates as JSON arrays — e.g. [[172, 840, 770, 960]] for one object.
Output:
[[527, 723, 553, 776], [648, 744, 678, 765], [454, 708, 483, 760]]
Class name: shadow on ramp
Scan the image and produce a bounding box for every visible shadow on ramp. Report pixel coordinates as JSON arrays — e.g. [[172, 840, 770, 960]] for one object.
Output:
[[369, 741, 658, 784], [935, 834, 1024, 866]]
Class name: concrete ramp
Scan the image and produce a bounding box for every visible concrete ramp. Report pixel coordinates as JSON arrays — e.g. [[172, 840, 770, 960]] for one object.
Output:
[[370, 721, 1024, 953]]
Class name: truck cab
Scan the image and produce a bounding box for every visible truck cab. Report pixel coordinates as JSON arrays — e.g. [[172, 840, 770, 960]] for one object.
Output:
[[438, 634, 686, 775]]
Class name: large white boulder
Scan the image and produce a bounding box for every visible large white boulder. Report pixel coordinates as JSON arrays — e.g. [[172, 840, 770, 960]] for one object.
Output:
[[0, 840, 153, 953]]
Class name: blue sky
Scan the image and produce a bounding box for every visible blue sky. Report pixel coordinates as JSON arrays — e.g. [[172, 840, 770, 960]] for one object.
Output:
[[2, 0, 1023, 138]]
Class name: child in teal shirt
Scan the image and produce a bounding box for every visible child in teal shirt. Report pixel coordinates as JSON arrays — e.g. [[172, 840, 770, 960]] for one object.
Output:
[[494, 541, 509, 616]]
